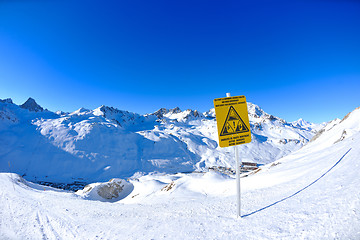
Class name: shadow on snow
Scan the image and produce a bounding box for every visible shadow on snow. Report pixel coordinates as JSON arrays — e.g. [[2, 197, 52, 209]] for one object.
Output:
[[242, 148, 352, 218]]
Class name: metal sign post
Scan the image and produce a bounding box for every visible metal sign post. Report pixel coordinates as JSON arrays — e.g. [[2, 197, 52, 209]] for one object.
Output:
[[227, 92, 241, 217], [214, 92, 251, 218]]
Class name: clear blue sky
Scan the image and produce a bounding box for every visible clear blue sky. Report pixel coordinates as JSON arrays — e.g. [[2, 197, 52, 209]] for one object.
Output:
[[0, 0, 359, 123]]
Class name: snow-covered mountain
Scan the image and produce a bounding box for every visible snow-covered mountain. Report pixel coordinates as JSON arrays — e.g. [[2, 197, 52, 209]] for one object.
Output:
[[0, 104, 359, 239], [0, 97, 322, 184], [291, 118, 326, 132]]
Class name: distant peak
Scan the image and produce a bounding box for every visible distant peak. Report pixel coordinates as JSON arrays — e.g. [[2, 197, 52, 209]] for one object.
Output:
[[98, 105, 118, 113], [0, 98, 13, 104], [298, 118, 309, 123], [70, 107, 90, 115], [292, 118, 311, 126], [95, 105, 129, 115], [152, 107, 182, 119], [169, 107, 182, 114], [152, 108, 169, 118], [203, 108, 215, 118], [20, 97, 44, 112], [247, 102, 267, 118], [78, 107, 89, 111]]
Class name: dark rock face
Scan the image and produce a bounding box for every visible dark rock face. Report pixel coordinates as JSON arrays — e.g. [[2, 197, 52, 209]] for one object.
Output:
[[0, 98, 13, 104], [20, 98, 44, 112], [152, 108, 168, 118], [152, 107, 182, 119]]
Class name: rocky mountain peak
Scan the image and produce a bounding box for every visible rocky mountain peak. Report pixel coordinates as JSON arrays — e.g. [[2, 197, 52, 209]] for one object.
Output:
[[152, 107, 182, 119], [0, 98, 14, 104], [169, 107, 181, 114], [247, 102, 267, 118], [20, 97, 44, 112]]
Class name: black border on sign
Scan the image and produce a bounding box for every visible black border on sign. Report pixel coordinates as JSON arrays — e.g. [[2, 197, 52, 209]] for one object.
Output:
[[220, 106, 249, 136]]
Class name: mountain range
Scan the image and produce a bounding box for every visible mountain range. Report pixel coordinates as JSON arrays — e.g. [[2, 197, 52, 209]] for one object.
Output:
[[1, 97, 325, 184], [1, 98, 359, 239]]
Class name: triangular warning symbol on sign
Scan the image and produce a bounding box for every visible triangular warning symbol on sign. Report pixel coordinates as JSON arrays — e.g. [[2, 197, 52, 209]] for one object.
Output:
[[220, 106, 249, 136]]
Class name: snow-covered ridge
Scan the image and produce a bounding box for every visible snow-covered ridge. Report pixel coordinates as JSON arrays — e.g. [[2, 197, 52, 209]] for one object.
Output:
[[308, 107, 360, 147], [148, 107, 203, 123], [0, 98, 13, 104], [0, 97, 326, 183]]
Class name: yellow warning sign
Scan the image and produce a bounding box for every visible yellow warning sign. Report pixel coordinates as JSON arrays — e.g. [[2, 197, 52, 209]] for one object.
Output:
[[214, 95, 251, 148], [220, 106, 249, 136]]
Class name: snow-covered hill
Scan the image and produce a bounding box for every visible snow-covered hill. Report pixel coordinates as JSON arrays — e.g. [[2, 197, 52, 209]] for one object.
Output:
[[1, 97, 321, 184], [0, 105, 359, 239]]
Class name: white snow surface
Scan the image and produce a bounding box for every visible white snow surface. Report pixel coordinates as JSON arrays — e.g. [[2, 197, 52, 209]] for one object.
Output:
[[0, 106, 359, 239], [0, 98, 322, 184]]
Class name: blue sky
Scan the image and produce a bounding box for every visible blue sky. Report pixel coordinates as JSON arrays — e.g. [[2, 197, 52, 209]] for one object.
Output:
[[0, 0, 359, 123]]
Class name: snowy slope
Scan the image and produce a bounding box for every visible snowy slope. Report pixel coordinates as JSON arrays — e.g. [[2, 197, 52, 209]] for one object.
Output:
[[0, 107, 359, 239], [1, 98, 321, 184]]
